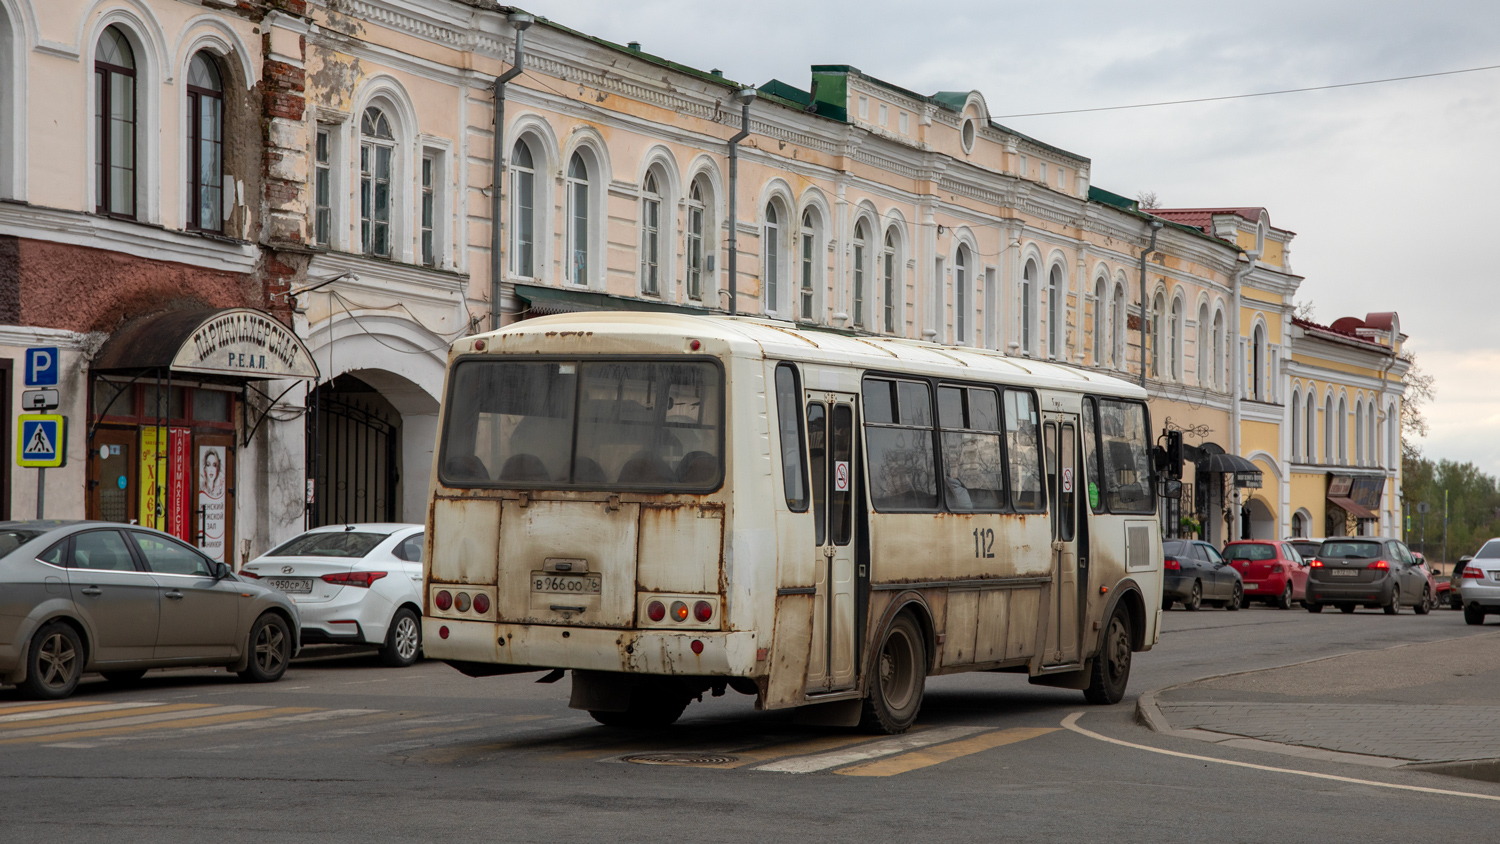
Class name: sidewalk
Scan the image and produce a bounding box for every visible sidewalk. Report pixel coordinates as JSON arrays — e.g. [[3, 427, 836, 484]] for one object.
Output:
[[1139, 630, 1500, 779]]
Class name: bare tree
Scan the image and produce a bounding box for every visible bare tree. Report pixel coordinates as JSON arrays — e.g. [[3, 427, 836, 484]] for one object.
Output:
[[1136, 190, 1160, 210], [1293, 300, 1316, 321], [1399, 348, 1435, 462]]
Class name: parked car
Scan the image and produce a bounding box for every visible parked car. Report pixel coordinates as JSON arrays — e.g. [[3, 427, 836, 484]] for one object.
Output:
[[1450, 555, 1476, 609], [1409, 553, 1447, 609], [1304, 536, 1433, 614], [241, 524, 424, 666], [1457, 541, 1500, 624], [1287, 537, 1325, 563], [1162, 539, 1243, 611], [0, 520, 299, 700], [1224, 540, 1309, 609]]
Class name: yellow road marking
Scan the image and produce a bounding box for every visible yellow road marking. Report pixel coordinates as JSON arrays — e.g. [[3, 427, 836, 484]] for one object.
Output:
[[715, 733, 887, 769], [0, 700, 102, 717], [836, 727, 1058, 776], [0, 707, 316, 744], [0, 703, 209, 731]]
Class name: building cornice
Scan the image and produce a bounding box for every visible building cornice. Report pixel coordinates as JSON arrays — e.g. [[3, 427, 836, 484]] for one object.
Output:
[[0, 201, 259, 274]]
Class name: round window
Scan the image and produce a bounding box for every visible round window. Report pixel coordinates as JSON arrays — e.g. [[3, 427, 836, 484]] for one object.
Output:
[[961, 118, 976, 153]]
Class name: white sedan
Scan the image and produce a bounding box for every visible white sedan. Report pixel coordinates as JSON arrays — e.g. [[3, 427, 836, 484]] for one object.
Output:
[[241, 524, 424, 667]]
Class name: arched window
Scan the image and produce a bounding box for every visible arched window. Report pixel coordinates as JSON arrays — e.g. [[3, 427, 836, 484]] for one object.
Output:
[[764, 202, 781, 314], [565, 152, 589, 285], [0, 2, 18, 200], [854, 220, 870, 328], [1251, 324, 1266, 400], [1291, 390, 1302, 461], [361, 107, 395, 257], [1047, 264, 1063, 358], [1324, 395, 1335, 465], [1212, 309, 1225, 390], [686, 175, 714, 302], [955, 245, 970, 344], [1111, 283, 1126, 368], [882, 228, 898, 334], [1306, 390, 1317, 462], [1196, 303, 1210, 385], [1355, 401, 1364, 465], [186, 52, 224, 232], [1021, 259, 1037, 354], [1337, 396, 1348, 464], [640, 171, 662, 295], [1150, 292, 1165, 377], [509, 138, 536, 276], [1292, 511, 1307, 538], [95, 25, 137, 218], [801, 210, 821, 322], [1388, 403, 1398, 467], [1169, 296, 1184, 381], [1093, 277, 1106, 364], [1368, 400, 1378, 467]]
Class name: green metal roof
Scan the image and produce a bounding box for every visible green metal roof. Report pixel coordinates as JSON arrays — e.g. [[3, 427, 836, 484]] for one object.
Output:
[[513, 283, 716, 318]]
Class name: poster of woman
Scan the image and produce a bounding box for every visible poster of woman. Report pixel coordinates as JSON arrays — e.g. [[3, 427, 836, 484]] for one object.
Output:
[[198, 445, 227, 562]]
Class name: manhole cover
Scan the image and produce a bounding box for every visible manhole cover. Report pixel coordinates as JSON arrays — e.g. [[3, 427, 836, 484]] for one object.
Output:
[[622, 752, 738, 766]]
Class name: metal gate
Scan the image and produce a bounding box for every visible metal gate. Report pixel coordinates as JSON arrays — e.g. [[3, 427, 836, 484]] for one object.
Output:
[[307, 393, 399, 527]]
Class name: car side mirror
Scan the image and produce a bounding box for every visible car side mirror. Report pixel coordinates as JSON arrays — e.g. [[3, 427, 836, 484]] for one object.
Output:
[[214, 561, 232, 580]]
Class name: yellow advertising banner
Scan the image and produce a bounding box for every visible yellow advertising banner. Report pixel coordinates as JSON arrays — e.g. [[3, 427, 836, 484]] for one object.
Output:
[[139, 427, 160, 530]]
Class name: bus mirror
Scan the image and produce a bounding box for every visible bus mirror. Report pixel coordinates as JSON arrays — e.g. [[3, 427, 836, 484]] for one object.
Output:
[[1160, 479, 1183, 498]]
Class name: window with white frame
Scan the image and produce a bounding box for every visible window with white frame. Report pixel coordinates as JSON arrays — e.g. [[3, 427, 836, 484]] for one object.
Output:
[[1387, 403, 1397, 468], [1040, 162, 1048, 184], [1368, 401, 1378, 467], [1150, 292, 1165, 377], [899, 112, 909, 135], [1169, 297, 1183, 381], [1306, 391, 1317, 462], [1338, 397, 1348, 464], [1196, 303, 1209, 385], [1323, 395, 1334, 464], [878, 103, 888, 126], [1251, 324, 1267, 400], [764, 202, 781, 313], [510, 139, 536, 277], [800, 210, 818, 322], [566, 152, 589, 285], [1092, 277, 1106, 364], [853, 220, 869, 329], [1212, 310, 1225, 389], [186, 52, 224, 233], [640, 171, 662, 295], [1020, 259, 1036, 355], [882, 228, 898, 334], [360, 106, 395, 258], [420, 151, 437, 267], [686, 180, 705, 301], [1018, 154, 1028, 178], [314, 127, 332, 247], [858, 95, 869, 119], [1291, 390, 1302, 460], [95, 25, 137, 218], [1112, 284, 1126, 368], [1047, 264, 1064, 358], [1355, 401, 1365, 465], [954, 245, 969, 344]]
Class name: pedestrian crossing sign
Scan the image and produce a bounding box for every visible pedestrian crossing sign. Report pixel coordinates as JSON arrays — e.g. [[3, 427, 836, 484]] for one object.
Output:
[[16, 414, 65, 468]]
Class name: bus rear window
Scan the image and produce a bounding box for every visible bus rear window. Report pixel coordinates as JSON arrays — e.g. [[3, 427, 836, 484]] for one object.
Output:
[[1097, 399, 1154, 514], [439, 359, 723, 492]]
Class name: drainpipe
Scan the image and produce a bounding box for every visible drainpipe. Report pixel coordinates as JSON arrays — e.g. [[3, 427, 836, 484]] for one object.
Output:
[[490, 13, 534, 331], [725, 87, 757, 315], [1138, 218, 1163, 389], [1229, 249, 1258, 539]]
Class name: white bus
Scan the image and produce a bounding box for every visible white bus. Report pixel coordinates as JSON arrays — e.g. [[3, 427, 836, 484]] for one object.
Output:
[[423, 313, 1163, 733]]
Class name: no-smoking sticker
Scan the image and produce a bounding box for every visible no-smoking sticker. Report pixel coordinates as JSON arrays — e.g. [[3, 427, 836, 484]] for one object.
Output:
[[1062, 466, 1073, 494], [834, 461, 850, 492]]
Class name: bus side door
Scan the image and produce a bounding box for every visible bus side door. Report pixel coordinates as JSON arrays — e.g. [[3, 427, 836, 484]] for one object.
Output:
[[804, 391, 858, 693], [1044, 414, 1083, 666]]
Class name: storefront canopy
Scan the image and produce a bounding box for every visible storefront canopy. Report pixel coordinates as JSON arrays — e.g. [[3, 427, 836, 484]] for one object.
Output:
[[92, 308, 318, 381], [1327, 496, 1377, 520], [1196, 450, 1260, 475]]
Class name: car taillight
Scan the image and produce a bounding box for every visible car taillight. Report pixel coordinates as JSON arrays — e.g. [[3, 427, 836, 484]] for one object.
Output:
[[1309, 559, 1323, 567], [322, 571, 388, 587], [1271, 564, 1285, 574], [1163, 557, 1180, 571], [239, 569, 260, 578], [694, 600, 713, 622], [647, 600, 666, 622], [1367, 560, 1390, 570], [1463, 568, 1484, 579], [473, 593, 491, 614], [434, 590, 453, 610], [670, 600, 689, 622]]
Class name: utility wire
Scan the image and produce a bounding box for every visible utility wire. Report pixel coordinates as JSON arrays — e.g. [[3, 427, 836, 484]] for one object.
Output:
[[994, 62, 1500, 118]]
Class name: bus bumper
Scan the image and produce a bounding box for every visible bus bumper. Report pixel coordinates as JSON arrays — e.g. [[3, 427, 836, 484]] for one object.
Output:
[[421, 618, 763, 677]]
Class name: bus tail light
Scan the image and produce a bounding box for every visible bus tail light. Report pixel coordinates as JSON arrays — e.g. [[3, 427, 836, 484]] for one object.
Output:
[[670, 601, 689, 622], [455, 592, 472, 612], [323, 571, 387, 588], [435, 590, 453, 611], [1163, 557, 1180, 571], [694, 601, 713, 622], [473, 593, 491, 614], [647, 600, 666, 622], [1367, 560, 1390, 571]]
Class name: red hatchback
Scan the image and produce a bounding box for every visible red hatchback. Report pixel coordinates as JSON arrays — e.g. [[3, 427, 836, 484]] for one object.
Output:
[[1223, 540, 1310, 609]]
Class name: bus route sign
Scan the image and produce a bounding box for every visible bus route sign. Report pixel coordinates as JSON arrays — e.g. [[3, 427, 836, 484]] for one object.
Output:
[[17, 414, 65, 468]]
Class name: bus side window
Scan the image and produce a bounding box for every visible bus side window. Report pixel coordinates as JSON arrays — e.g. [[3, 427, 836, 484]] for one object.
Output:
[[1081, 397, 1105, 514], [937, 386, 1005, 513], [1098, 399, 1155, 514], [1003, 390, 1045, 512], [775, 364, 809, 512], [862, 377, 938, 511]]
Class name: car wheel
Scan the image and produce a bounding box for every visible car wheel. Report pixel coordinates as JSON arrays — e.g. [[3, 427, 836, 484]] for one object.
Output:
[[589, 680, 691, 729], [1414, 586, 1431, 615], [379, 608, 422, 668], [238, 613, 292, 683], [1226, 584, 1242, 611], [101, 670, 148, 686], [1084, 606, 1133, 705], [1464, 605, 1486, 626], [1384, 586, 1401, 615], [1340, 603, 1356, 614], [858, 612, 926, 734], [1275, 582, 1293, 610], [1306, 602, 1324, 613], [1183, 582, 1202, 612], [20, 622, 83, 700]]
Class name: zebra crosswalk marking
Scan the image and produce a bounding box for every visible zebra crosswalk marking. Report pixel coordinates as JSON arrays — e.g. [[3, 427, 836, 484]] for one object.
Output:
[[0, 700, 102, 718], [0, 703, 210, 736], [753, 726, 990, 773], [0, 705, 266, 743], [0, 701, 165, 725], [835, 727, 1059, 776]]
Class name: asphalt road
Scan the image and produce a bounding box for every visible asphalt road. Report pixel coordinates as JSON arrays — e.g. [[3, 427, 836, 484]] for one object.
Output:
[[4, 604, 1499, 843]]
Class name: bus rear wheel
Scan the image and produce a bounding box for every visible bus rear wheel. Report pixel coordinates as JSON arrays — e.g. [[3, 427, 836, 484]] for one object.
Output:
[[589, 680, 690, 729], [1084, 606, 1132, 705], [859, 613, 926, 734]]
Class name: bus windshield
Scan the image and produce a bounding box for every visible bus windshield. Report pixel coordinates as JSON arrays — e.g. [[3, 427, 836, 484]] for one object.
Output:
[[439, 358, 723, 491]]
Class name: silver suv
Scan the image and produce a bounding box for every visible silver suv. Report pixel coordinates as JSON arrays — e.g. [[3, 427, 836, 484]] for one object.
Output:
[[1459, 540, 1500, 625]]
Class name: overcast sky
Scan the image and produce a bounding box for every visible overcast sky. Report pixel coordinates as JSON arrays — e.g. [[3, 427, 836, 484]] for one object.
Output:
[[530, 1, 1500, 474]]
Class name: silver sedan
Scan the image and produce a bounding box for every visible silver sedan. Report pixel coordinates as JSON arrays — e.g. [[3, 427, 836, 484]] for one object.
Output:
[[0, 521, 300, 699]]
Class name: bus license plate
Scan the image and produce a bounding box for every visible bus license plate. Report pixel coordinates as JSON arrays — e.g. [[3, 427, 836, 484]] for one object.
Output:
[[267, 578, 314, 593], [1329, 569, 1359, 577], [532, 573, 602, 595]]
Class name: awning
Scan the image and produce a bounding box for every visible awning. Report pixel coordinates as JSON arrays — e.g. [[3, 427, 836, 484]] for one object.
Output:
[[92, 308, 319, 381], [514, 283, 716, 317], [1328, 496, 1377, 520], [1197, 451, 1260, 474]]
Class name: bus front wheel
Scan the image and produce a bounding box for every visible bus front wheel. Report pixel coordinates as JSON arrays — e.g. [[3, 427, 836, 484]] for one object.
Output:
[[1083, 606, 1132, 705], [859, 613, 926, 735]]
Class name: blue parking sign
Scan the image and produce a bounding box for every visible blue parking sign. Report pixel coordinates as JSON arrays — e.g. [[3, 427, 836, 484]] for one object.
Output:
[[17, 414, 65, 468], [25, 347, 58, 386]]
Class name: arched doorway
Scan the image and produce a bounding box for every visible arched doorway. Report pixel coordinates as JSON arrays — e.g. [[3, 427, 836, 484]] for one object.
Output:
[[1241, 496, 1276, 541], [307, 374, 401, 526]]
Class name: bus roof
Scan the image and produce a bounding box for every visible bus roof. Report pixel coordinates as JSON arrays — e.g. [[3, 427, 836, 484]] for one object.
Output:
[[475, 312, 1149, 400]]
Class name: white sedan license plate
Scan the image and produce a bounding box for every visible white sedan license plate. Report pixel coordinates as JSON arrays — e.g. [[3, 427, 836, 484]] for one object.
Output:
[[1243, 583, 1258, 590], [267, 578, 314, 593], [532, 573, 602, 595], [1329, 569, 1359, 578]]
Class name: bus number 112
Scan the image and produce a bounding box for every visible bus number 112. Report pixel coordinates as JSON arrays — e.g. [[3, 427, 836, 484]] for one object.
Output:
[[973, 528, 995, 558]]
